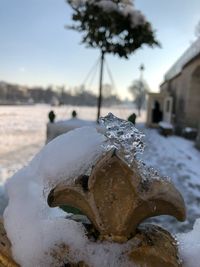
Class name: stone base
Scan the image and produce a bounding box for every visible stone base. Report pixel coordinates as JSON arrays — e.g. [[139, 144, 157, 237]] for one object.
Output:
[[129, 224, 182, 267], [0, 219, 182, 267]]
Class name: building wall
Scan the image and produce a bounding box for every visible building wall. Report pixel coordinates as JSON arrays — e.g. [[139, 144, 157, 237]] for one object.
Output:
[[160, 56, 200, 130], [183, 58, 200, 128]]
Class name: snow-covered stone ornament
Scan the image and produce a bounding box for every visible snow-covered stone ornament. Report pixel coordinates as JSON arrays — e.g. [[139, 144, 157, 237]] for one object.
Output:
[[48, 148, 185, 239], [0, 115, 186, 267]]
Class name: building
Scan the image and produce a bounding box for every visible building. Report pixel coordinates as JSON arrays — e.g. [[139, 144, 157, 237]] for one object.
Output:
[[147, 37, 200, 141]]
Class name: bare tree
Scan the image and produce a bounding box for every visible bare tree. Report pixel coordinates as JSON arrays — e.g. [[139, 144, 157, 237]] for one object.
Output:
[[129, 79, 149, 116]]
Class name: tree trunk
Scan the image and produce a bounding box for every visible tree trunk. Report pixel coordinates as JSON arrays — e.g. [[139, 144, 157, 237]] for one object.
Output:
[[97, 51, 105, 122]]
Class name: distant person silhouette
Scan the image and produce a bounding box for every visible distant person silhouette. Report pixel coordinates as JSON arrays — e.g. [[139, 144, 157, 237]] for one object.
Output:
[[48, 110, 56, 123], [128, 113, 137, 125], [72, 110, 77, 118], [152, 101, 163, 123]]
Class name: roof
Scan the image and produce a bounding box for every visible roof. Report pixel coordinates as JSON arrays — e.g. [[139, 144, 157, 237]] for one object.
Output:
[[165, 37, 200, 81]]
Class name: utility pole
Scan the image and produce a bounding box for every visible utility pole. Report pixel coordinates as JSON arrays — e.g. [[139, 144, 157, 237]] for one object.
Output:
[[137, 64, 145, 117]]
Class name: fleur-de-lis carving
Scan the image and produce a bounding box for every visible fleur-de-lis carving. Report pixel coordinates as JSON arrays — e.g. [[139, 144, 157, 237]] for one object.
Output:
[[0, 149, 186, 267], [48, 149, 186, 243]]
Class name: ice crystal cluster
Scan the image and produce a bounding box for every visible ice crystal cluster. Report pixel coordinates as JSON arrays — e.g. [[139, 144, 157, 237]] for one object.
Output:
[[99, 113, 145, 165], [99, 113, 164, 182]]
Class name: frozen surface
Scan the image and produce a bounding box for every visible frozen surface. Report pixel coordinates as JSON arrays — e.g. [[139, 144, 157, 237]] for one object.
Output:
[[100, 112, 145, 165], [100, 113, 169, 184]]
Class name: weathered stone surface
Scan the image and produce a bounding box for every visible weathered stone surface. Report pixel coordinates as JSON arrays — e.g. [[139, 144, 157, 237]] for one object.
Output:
[[0, 219, 19, 267], [1, 150, 186, 267], [65, 263, 88, 267], [48, 150, 186, 242], [49, 243, 89, 267], [160, 55, 200, 130], [129, 224, 182, 267]]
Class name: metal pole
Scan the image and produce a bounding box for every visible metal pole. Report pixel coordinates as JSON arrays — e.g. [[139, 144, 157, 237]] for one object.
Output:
[[140, 64, 145, 81], [97, 50, 105, 121], [138, 64, 145, 116]]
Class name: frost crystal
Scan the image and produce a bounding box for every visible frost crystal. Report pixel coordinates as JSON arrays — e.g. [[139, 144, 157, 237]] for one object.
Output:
[[99, 113, 169, 182], [137, 160, 170, 182], [99, 113, 145, 166]]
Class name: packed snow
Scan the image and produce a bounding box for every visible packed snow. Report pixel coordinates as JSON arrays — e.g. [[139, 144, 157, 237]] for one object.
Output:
[[99, 113, 145, 165], [158, 121, 173, 129], [46, 118, 97, 143], [142, 127, 200, 234], [3, 127, 109, 266], [177, 218, 200, 267]]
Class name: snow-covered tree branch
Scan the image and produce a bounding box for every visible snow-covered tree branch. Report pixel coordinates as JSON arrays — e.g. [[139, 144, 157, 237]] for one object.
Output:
[[67, 0, 159, 58]]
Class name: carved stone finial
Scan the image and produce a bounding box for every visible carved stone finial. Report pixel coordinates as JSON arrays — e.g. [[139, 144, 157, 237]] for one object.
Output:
[[47, 150, 185, 267], [0, 151, 185, 267], [48, 150, 186, 243], [129, 224, 182, 267], [0, 150, 186, 267]]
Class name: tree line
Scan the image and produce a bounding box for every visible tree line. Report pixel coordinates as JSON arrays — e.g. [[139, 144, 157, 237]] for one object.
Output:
[[0, 81, 121, 106]]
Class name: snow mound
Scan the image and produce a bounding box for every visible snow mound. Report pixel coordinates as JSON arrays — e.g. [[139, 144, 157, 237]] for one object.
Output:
[[3, 126, 110, 267], [177, 218, 200, 267], [159, 121, 173, 129], [46, 118, 98, 143]]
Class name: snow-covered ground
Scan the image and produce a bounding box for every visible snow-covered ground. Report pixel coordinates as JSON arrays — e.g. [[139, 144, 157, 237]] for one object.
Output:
[[141, 126, 200, 234], [0, 104, 200, 236], [0, 104, 143, 214]]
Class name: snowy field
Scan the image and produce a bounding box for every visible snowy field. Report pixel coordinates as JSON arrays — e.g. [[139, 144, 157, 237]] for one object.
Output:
[[0, 104, 143, 214], [142, 127, 200, 233], [0, 104, 200, 235]]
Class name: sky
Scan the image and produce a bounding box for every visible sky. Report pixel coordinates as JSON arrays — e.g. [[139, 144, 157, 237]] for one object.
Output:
[[0, 0, 200, 100]]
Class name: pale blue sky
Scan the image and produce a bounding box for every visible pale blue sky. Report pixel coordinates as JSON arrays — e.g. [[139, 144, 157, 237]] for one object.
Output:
[[0, 0, 200, 99]]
